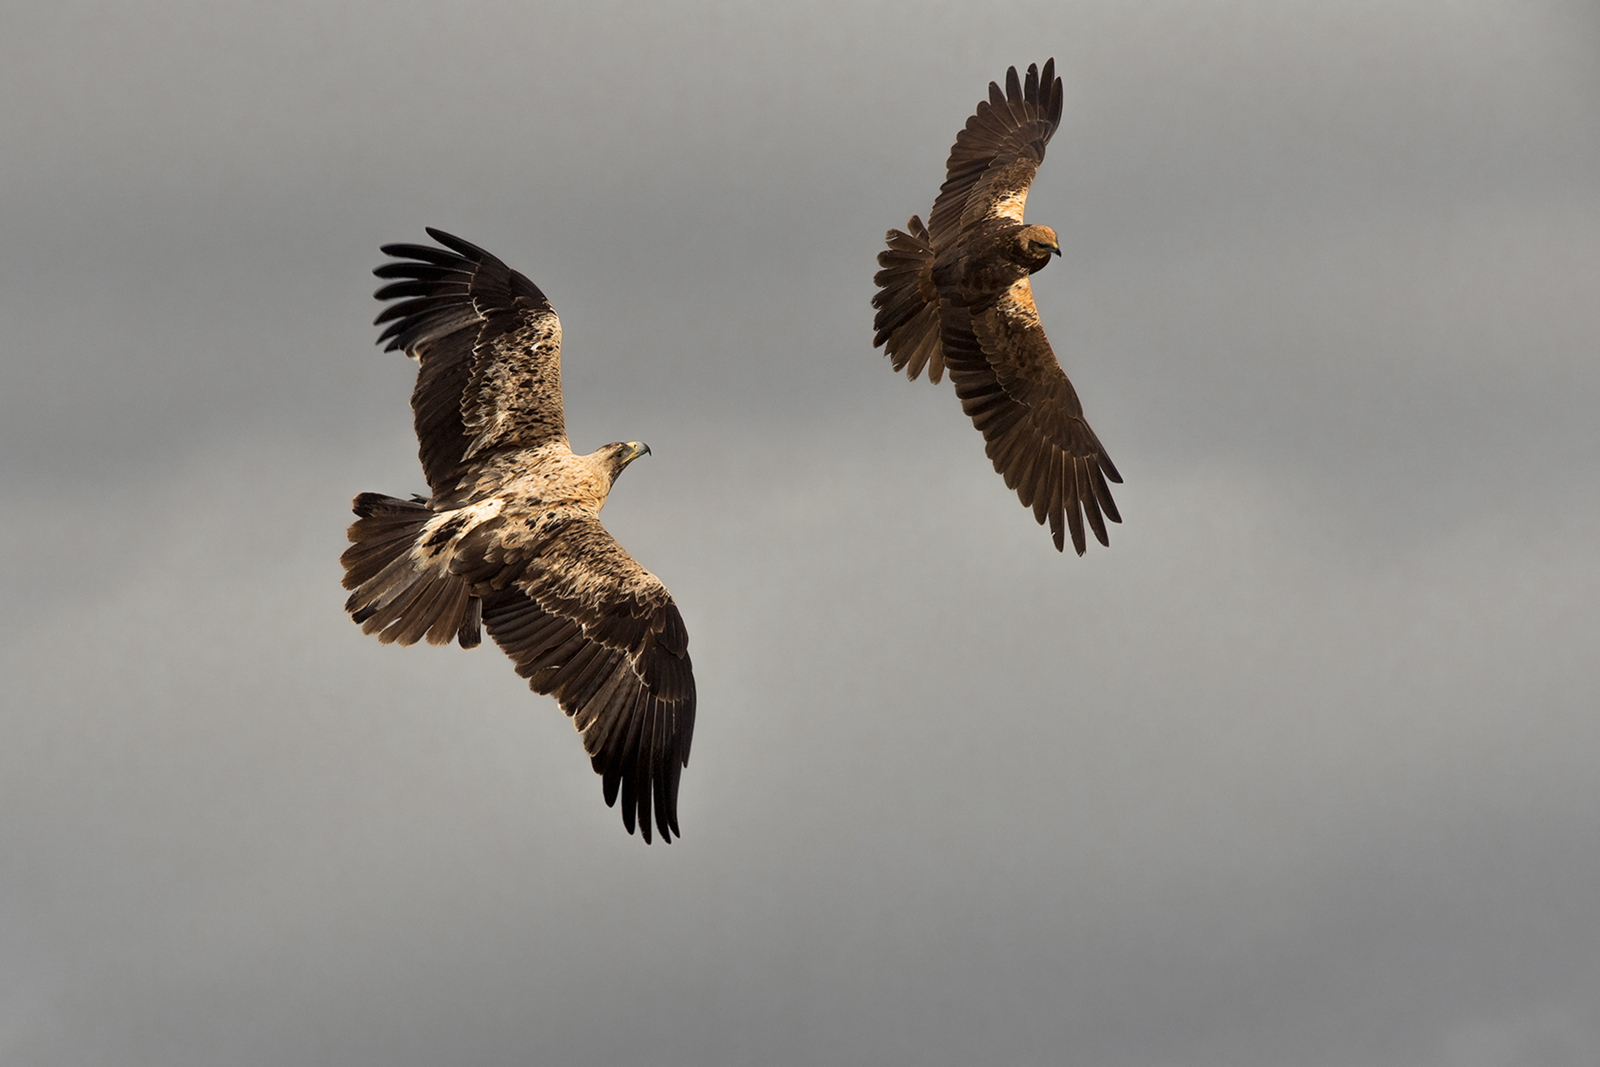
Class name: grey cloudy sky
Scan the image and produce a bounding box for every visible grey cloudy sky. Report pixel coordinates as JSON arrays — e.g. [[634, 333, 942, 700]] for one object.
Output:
[[3, 2, 1598, 1064]]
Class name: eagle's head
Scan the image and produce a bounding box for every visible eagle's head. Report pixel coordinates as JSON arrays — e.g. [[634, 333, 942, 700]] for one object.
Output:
[[1014, 225, 1062, 272], [601, 440, 652, 482]]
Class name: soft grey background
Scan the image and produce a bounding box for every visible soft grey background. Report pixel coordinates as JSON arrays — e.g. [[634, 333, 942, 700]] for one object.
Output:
[[3, 2, 1598, 1064]]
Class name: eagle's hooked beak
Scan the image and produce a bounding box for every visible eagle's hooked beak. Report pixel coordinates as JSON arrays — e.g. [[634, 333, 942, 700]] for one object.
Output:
[[1049, 242, 1062, 257], [623, 441, 652, 465]]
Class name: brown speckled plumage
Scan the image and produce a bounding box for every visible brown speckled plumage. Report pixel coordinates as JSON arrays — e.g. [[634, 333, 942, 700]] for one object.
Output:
[[872, 61, 1123, 555], [342, 229, 694, 843]]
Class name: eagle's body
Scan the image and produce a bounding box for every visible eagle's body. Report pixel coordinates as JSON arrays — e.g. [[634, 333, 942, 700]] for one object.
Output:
[[341, 229, 694, 843], [931, 220, 1059, 303], [873, 61, 1123, 554]]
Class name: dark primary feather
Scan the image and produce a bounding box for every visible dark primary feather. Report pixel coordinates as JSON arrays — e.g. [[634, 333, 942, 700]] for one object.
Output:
[[372, 228, 567, 501]]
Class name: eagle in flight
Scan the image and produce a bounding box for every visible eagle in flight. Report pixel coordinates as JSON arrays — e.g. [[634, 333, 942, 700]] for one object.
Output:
[[341, 229, 695, 843], [872, 59, 1122, 554]]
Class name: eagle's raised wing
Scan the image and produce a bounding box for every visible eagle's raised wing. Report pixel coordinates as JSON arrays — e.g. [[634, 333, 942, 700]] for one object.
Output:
[[373, 228, 566, 502], [940, 280, 1122, 555], [926, 60, 1064, 249], [449, 511, 695, 843]]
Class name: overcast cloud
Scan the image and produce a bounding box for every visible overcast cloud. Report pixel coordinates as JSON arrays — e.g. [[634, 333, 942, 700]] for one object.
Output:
[[3, 2, 1598, 1065]]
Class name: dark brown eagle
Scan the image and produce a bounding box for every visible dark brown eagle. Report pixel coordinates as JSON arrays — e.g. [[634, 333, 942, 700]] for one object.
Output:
[[340, 228, 695, 843], [872, 59, 1122, 554]]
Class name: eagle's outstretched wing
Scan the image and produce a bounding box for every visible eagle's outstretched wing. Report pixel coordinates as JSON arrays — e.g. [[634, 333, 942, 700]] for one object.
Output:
[[940, 281, 1122, 555], [926, 59, 1064, 249], [450, 511, 696, 843], [373, 228, 566, 503]]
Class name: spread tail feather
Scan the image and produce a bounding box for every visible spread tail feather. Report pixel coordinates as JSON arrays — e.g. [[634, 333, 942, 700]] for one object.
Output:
[[871, 216, 946, 383], [340, 492, 482, 648]]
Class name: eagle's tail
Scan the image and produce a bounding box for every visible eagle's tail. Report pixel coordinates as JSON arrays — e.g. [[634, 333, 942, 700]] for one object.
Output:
[[340, 492, 482, 649], [871, 215, 945, 383]]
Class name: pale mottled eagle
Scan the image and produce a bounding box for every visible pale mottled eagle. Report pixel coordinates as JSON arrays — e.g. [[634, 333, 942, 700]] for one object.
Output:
[[341, 228, 694, 843], [872, 59, 1122, 554]]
